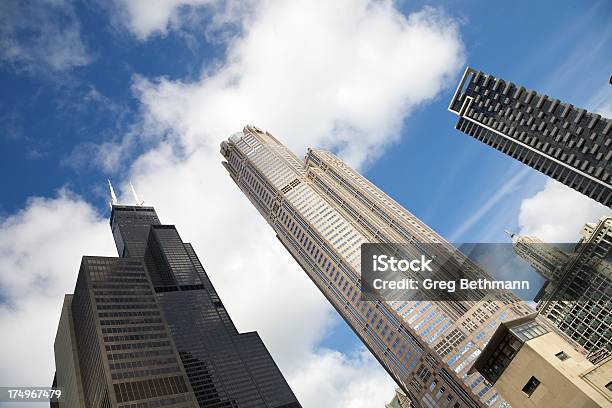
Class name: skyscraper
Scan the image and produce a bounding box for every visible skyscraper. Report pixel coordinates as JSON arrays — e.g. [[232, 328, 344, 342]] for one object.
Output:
[[221, 126, 536, 408], [448, 67, 612, 207], [511, 216, 612, 362], [506, 231, 569, 282], [52, 203, 300, 408]]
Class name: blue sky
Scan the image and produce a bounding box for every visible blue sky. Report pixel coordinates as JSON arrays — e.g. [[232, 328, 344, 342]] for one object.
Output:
[[0, 0, 610, 405], [371, 0, 611, 239], [2, 0, 610, 231]]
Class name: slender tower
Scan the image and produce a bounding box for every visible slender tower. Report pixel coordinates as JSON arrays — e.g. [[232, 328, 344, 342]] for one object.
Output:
[[52, 187, 301, 408], [449, 67, 612, 207], [221, 126, 536, 408], [506, 230, 569, 282]]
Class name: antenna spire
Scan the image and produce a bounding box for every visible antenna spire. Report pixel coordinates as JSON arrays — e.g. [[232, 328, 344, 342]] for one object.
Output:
[[504, 229, 517, 239], [130, 180, 144, 206], [108, 179, 118, 207]]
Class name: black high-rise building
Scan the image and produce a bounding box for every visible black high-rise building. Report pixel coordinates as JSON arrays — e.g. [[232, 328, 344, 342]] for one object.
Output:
[[52, 204, 300, 408], [449, 67, 612, 207]]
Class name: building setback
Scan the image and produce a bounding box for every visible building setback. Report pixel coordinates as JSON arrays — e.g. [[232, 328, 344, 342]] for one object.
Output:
[[52, 204, 300, 408], [449, 67, 612, 208], [221, 125, 537, 408]]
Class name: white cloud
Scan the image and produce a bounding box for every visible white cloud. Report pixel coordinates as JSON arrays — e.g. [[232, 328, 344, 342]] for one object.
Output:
[[517, 179, 611, 242], [288, 348, 395, 407], [62, 136, 136, 174], [111, 0, 224, 40], [0, 190, 116, 385], [586, 84, 612, 118], [1, 1, 465, 405], [131, 0, 464, 167], [0, 0, 92, 74]]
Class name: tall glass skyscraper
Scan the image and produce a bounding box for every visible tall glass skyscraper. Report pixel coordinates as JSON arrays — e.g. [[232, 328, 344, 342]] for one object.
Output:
[[449, 67, 612, 208], [221, 126, 536, 408], [511, 217, 612, 363], [52, 204, 300, 408]]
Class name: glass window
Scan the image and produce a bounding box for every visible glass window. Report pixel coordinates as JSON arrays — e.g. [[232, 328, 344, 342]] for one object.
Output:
[[521, 376, 540, 397]]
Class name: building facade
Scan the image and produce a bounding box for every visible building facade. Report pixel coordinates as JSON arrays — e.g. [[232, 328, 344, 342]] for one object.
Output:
[[53, 294, 86, 407], [385, 388, 412, 408], [221, 126, 536, 408], [52, 204, 300, 408], [472, 314, 612, 408], [512, 217, 612, 362], [449, 67, 612, 208], [507, 232, 569, 283]]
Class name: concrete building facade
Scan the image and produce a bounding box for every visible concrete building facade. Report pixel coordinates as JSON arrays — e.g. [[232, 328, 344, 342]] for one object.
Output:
[[385, 388, 412, 408], [507, 232, 569, 283], [221, 125, 536, 408], [472, 315, 611, 408]]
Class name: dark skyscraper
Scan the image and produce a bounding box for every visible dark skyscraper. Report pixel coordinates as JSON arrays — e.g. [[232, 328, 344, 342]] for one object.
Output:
[[449, 67, 612, 207], [53, 203, 300, 408]]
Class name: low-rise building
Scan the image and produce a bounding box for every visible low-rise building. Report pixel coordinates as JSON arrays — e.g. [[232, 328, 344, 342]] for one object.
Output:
[[472, 314, 611, 407]]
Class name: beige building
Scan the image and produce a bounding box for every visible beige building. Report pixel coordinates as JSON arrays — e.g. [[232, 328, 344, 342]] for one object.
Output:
[[221, 125, 537, 408], [507, 232, 569, 282], [386, 388, 412, 407], [472, 314, 612, 407]]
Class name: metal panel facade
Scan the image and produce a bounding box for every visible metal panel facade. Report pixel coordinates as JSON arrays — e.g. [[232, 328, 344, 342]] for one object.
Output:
[[449, 67, 612, 207]]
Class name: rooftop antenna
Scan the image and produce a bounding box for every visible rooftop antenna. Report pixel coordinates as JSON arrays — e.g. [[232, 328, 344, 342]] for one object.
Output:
[[130, 180, 144, 206], [108, 179, 118, 208]]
